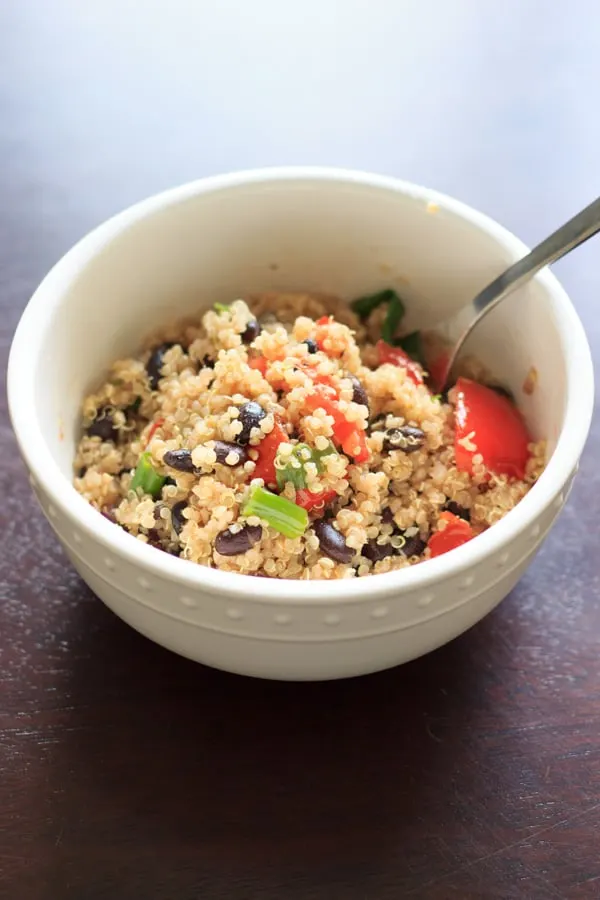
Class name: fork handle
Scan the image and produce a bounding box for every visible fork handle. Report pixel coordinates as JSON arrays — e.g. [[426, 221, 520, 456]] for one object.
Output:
[[437, 196, 600, 389]]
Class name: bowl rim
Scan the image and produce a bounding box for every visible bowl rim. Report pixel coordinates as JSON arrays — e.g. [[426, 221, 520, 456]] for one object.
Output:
[[7, 166, 595, 605]]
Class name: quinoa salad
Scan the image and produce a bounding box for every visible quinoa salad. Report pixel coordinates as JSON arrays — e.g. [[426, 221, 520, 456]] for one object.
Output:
[[74, 290, 545, 580]]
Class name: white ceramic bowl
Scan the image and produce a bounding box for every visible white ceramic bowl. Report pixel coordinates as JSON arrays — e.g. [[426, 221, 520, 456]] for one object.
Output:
[[8, 168, 594, 680]]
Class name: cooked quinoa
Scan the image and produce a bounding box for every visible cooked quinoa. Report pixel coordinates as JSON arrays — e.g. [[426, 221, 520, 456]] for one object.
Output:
[[74, 291, 545, 580]]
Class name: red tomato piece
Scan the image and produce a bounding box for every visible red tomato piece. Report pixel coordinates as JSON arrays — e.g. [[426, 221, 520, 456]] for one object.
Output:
[[295, 488, 338, 515], [454, 378, 530, 479], [248, 356, 268, 375], [428, 352, 450, 391], [305, 386, 370, 464], [376, 340, 424, 386], [428, 512, 474, 558], [252, 420, 288, 487], [341, 428, 370, 463]]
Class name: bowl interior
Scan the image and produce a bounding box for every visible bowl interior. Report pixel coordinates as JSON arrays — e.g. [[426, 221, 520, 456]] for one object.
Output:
[[25, 175, 568, 482]]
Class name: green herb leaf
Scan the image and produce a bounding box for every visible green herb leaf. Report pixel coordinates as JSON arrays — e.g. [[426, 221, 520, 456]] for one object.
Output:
[[381, 295, 406, 343], [394, 330, 426, 366], [350, 289, 396, 320], [130, 452, 166, 498], [242, 485, 308, 538]]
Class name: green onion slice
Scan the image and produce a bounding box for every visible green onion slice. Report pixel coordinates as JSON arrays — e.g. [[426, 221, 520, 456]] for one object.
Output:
[[243, 485, 308, 538], [350, 288, 396, 320], [381, 294, 406, 343], [275, 441, 338, 491], [130, 452, 166, 498], [275, 443, 310, 490]]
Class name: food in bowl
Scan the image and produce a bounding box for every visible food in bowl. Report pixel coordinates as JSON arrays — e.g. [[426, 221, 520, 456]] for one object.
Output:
[[74, 289, 545, 580]]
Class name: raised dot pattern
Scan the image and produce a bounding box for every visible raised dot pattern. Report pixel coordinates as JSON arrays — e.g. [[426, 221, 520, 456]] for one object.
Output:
[[371, 606, 389, 619], [226, 608, 243, 621]]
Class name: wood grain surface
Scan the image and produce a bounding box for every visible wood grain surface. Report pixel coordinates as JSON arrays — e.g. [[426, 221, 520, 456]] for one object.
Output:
[[1, 2, 599, 898]]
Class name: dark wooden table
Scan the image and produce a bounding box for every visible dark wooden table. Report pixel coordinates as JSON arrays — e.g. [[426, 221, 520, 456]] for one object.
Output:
[[2, 3, 599, 898]]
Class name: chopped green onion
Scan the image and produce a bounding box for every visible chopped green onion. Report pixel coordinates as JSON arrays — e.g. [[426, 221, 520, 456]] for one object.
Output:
[[381, 295, 406, 343], [394, 330, 426, 366], [313, 439, 337, 469], [130, 452, 166, 498], [275, 443, 309, 490], [243, 485, 308, 538], [214, 302, 231, 313], [275, 440, 338, 491], [350, 288, 396, 320]]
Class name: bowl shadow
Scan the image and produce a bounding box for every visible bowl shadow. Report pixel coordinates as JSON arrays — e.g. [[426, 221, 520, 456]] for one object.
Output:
[[41, 580, 517, 897]]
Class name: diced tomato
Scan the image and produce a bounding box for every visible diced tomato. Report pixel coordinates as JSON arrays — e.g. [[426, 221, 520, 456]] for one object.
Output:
[[146, 418, 164, 446], [305, 385, 370, 464], [341, 427, 370, 463], [454, 377, 530, 479], [295, 488, 338, 515], [252, 419, 288, 487], [428, 512, 474, 558], [428, 352, 450, 391], [248, 356, 268, 375], [376, 340, 424, 386]]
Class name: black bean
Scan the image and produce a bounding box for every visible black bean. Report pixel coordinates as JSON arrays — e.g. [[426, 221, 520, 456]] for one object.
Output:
[[214, 524, 263, 557], [381, 507, 395, 525], [86, 407, 117, 442], [362, 539, 394, 562], [237, 401, 267, 444], [241, 319, 261, 344], [146, 342, 176, 389], [303, 338, 318, 354], [163, 449, 196, 473], [369, 413, 387, 433], [445, 501, 471, 522], [171, 500, 187, 535], [399, 534, 427, 558], [314, 521, 354, 564], [212, 441, 249, 466], [201, 354, 215, 369], [146, 528, 163, 549], [349, 375, 369, 411], [383, 426, 426, 453]]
